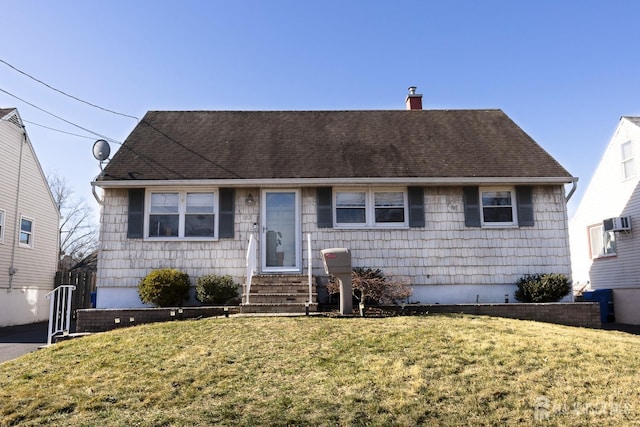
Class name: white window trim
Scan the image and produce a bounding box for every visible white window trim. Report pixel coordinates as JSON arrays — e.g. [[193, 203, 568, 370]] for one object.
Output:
[[144, 188, 219, 241], [588, 223, 616, 259], [0, 209, 5, 244], [621, 140, 635, 181], [19, 215, 34, 248], [333, 188, 409, 229], [479, 186, 518, 228]]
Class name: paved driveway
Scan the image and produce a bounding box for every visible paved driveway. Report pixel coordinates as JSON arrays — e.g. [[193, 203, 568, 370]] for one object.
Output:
[[0, 322, 48, 364]]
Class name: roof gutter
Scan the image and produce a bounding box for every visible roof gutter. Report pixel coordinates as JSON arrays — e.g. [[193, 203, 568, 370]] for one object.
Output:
[[92, 176, 578, 189]]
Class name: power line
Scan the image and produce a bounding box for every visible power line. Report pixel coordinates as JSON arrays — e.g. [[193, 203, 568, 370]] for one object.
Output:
[[0, 60, 236, 179], [23, 119, 98, 140], [0, 58, 140, 121], [0, 86, 185, 179], [140, 119, 244, 179], [0, 86, 119, 143]]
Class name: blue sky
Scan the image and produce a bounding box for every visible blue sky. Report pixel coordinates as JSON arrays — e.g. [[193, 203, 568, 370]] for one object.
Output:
[[1, 1, 639, 220]]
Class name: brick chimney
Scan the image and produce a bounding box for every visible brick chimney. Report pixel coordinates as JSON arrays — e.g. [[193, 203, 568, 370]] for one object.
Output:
[[405, 86, 423, 110]]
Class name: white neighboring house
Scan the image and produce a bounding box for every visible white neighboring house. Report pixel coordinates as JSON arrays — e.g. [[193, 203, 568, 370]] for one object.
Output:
[[570, 116, 640, 325], [0, 108, 60, 327], [93, 89, 576, 310]]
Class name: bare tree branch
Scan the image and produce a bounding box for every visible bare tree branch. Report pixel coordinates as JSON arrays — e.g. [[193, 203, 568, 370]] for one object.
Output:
[[47, 172, 98, 269]]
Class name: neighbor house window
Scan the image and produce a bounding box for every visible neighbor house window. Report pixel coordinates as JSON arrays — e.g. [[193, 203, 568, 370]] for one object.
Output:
[[589, 224, 616, 258], [147, 190, 216, 239], [0, 209, 5, 243], [621, 141, 635, 180], [479, 187, 517, 226], [334, 189, 407, 227], [19, 216, 34, 247]]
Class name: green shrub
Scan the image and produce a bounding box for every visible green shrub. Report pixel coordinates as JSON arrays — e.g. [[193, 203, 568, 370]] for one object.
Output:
[[138, 268, 191, 307], [195, 274, 239, 305], [514, 273, 571, 303]]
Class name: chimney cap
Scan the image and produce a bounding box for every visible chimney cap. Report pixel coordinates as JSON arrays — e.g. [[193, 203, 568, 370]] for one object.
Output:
[[408, 86, 417, 95]]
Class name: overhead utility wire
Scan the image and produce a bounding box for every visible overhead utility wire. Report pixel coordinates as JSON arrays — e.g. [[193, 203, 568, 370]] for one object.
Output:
[[141, 120, 245, 179], [0, 87, 182, 179], [0, 59, 227, 179], [23, 119, 97, 140], [0, 86, 119, 143], [0, 58, 140, 121]]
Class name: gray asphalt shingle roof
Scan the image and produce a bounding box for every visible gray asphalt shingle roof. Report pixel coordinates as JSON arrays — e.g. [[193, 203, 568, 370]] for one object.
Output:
[[99, 109, 573, 183]]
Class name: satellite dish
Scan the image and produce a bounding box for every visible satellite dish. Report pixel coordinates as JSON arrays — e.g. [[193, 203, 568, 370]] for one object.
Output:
[[92, 139, 111, 162]]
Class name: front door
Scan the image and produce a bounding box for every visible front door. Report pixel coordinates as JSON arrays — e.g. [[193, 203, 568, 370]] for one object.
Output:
[[261, 190, 301, 272]]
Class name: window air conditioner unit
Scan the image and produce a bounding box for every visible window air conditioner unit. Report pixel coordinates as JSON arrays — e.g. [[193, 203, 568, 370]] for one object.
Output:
[[603, 216, 631, 232]]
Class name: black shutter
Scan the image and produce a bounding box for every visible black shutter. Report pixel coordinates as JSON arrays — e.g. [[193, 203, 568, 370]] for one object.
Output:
[[463, 186, 481, 227], [127, 188, 145, 238], [516, 186, 534, 226], [219, 188, 235, 238], [317, 187, 333, 228], [408, 186, 425, 227]]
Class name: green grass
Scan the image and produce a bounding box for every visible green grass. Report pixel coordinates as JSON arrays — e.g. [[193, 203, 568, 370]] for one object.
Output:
[[1, 315, 640, 426]]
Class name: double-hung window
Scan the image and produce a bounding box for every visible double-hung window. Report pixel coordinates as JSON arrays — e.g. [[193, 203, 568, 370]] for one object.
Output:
[[147, 190, 216, 239], [334, 189, 407, 227], [589, 224, 616, 259], [621, 141, 635, 180], [0, 209, 5, 243], [479, 187, 517, 226], [19, 216, 34, 247]]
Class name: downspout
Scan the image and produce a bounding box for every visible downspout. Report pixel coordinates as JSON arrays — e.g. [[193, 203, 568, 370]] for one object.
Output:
[[8, 128, 26, 292], [565, 181, 577, 202], [91, 181, 103, 206]]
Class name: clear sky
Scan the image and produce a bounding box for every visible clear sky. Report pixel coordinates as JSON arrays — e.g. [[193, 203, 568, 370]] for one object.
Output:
[[1, 1, 639, 221]]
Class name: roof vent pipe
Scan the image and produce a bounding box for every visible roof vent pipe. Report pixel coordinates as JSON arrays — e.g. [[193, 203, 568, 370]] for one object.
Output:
[[405, 86, 423, 110]]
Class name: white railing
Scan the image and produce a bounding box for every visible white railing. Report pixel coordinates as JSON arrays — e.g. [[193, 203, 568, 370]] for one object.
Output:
[[45, 285, 76, 346], [307, 233, 313, 304], [245, 234, 257, 304]]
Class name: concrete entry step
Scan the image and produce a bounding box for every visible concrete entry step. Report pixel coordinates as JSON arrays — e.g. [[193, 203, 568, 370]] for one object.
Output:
[[240, 303, 318, 314], [243, 274, 317, 313]]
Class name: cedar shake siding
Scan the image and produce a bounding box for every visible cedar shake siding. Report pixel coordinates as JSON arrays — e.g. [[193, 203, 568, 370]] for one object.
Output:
[[94, 108, 574, 308], [97, 185, 570, 300]]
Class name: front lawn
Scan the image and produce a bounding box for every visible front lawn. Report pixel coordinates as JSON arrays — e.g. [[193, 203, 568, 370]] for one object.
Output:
[[1, 315, 639, 426]]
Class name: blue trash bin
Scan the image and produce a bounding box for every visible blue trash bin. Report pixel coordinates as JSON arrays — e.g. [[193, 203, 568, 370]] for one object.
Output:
[[582, 289, 614, 323], [90, 292, 97, 308]]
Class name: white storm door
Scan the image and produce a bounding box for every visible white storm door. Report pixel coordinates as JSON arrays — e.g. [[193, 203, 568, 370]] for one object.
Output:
[[261, 190, 301, 272]]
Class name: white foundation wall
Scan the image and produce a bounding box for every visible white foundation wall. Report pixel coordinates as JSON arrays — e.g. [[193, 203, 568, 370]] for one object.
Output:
[[97, 186, 571, 308], [0, 288, 51, 326]]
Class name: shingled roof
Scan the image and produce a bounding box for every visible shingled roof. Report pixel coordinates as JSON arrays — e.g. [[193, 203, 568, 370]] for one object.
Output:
[[97, 109, 574, 185]]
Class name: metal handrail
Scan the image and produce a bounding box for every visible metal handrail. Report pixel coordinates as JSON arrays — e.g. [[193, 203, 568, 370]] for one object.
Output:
[[245, 234, 257, 304], [45, 284, 76, 346], [307, 233, 313, 304]]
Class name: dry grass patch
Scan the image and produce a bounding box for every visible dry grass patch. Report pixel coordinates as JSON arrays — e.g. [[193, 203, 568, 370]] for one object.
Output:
[[1, 315, 639, 426]]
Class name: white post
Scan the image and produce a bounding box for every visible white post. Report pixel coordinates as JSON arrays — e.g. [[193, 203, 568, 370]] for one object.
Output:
[[245, 234, 257, 304], [64, 286, 74, 334], [307, 233, 312, 305], [47, 291, 55, 346]]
